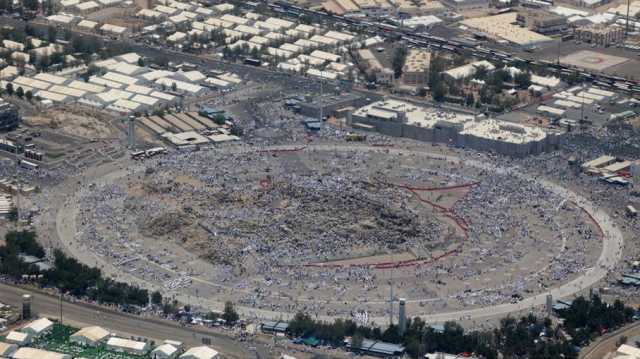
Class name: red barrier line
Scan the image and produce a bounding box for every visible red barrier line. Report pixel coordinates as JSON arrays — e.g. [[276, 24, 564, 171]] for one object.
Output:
[[569, 200, 604, 238], [375, 178, 480, 192]]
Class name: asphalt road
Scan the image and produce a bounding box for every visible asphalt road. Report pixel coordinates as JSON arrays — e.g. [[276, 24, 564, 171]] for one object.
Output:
[[0, 282, 265, 359], [580, 320, 640, 359]]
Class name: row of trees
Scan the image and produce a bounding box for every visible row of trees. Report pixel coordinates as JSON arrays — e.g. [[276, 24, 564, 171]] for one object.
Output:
[[558, 294, 635, 346], [0, 231, 153, 307], [288, 294, 638, 358], [0, 0, 54, 15], [288, 311, 578, 359], [4, 83, 35, 102]]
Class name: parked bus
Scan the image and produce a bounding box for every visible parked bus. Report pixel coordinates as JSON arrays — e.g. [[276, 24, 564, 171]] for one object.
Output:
[[145, 147, 167, 157], [130, 150, 146, 160], [19, 160, 39, 170], [243, 58, 262, 66]]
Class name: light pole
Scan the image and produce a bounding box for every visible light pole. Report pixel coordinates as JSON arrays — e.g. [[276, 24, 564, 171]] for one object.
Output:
[[14, 143, 20, 230], [626, 0, 631, 38]]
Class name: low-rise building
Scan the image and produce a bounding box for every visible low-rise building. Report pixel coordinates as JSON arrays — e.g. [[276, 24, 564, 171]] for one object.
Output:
[[402, 49, 430, 86], [179, 346, 219, 359], [21, 318, 53, 338], [0, 99, 19, 131], [351, 99, 564, 156], [4, 331, 31, 346], [70, 326, 110, 347], [151, 343, 180, 359], [0, 342, 17, 357], [441, 0, 489, 11], [106, 337, 150, 355], [12, 347, 71, 359], [443, 60, 495, 80], [516, 9, 568, 34], [575, 24, 624, 46]]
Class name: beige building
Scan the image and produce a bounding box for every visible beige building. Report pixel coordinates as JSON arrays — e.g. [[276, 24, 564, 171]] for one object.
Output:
[[323, 0, 394, 16], [516, 10, 567, 34], [359, 49, 394, 85], [396, 0, 446, 15], [575, 24, 624, 46], [402, 49, 430, 86], [135, 0, 152, 9]]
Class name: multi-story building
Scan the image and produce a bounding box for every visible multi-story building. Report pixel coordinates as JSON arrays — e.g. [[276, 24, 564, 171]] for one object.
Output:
[[575, 24, 624, 46], [440, 0, 489, 12], [135, 0, 153, 9], [516, 9, 568, 34], [0, 99, 19, 132], [402, 49, 431, 85], [323, 0, 394, 16], [396, 0, 446, 16]]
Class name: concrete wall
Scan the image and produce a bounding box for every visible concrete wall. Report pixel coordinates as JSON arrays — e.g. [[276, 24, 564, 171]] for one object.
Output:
[[352, 114, 565, 157], [299, 93, 381, 118]]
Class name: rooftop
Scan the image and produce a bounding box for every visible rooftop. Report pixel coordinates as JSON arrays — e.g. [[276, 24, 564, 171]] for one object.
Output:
[[403, 49, 431, 73], [461, 13, 553, 46], [12, 347, 70, 359]]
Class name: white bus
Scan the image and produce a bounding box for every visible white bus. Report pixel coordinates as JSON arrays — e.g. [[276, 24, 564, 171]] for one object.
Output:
[[19, 160, 39, 170], [145, 147, 167, 157], [130, 150, 146, 160]]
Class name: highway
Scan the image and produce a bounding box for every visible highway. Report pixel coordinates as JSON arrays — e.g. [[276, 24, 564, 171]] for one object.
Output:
[[0, 282, 269, 358]]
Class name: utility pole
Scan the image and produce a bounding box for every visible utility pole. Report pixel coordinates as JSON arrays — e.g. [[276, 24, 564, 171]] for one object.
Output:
[[580, 83, 585, 126], [626, 0, 631, 38], [389, 279, 394, 326], [127, 116, 136, 149], [319, 71, 324, 123], [59, 293, 63, 324], [14, 144, 20, 229]]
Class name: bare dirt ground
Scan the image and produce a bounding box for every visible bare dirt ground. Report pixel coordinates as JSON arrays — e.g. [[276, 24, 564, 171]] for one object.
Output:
[[86, 7, 144, 29], [24, 109, 116, 139]]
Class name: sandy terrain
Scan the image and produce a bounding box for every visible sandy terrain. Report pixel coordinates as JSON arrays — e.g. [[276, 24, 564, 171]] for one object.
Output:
[[24, 109, 115, 139]]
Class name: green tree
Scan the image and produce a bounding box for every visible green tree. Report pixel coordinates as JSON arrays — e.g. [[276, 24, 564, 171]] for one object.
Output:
[[23, 0, 38, 11], [474, 65, 489, 81], [213, 114, 226, 125], [137, 57, 144, 67], [25, 90, 33, 102], [162, 300, 179, 315], [6, 207, 17, 222], [205, 311, 221, 321], [6, 82, 13, 96], [289, 312, 315, 337], [351, 333, 364, 349], [391, 45, 408, 79], [428, 54, 446, 89], [432, 81, 445, 102], [515, 72, 532, 89], [151, 290, 162, 305], [47, 26, 57, 43], [24, 24, 35, 37], [222, 301, 239, 325], [15, 86, 24, 98], [464, 93, 474, 107]]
